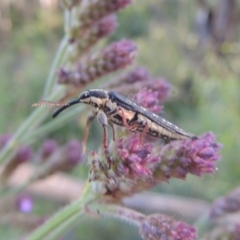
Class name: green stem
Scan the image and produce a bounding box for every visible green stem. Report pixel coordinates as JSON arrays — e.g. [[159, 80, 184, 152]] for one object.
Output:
[[0, 87, 64, 166], [96, 204, 143, 227], [26, 183, 95, 240], [64, 8, 71, 34], [22, 105, 85, 144], [0, 108, 46, 166], [0, 13, 72, 166], [194, 211, 213, 237], [43, 210, 84, 240], [43, 35, 69, 97], [43, 7, 72, 98]]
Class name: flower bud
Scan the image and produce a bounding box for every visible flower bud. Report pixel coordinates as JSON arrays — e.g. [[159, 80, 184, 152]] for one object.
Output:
[[58, 39, 137, 86], [139, 214, 197, 240], [78, 0, 131, 31], [70, 15, 118, 59]]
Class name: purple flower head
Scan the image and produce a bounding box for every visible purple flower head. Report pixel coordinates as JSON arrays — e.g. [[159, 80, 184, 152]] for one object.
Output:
[[79, 0, 132, 31], [210, 187, 240, 219], [0, 143, 32, 182], [121, 67, 150, 83], [107, 75, 171, 105], [40, 139, 58, 159], [121, 67, 150, 84], [151, 78, 171, 101], [58, 39, 137, 86], [139, 214, 197, 240], [127, 67, 149, 83], [65, 139, 83, 166], [88, 132, 221, 202], [207, 223, 240, 240], [235, 224, 240, 239], [95, 15, 118, 38], [133, 89, 163, 114], [16, 194, 33, 213], [103, 39, 137, 69], [154, 132, 222, 180], [15, 145, 33, 163], [29, 139, 84, 180], [57, 68, 76, 85], [116, 136, 154, 178], [70, 15, 118, 58]]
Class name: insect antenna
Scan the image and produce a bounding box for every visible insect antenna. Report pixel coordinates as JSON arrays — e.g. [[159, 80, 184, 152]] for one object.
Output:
[[32, 100, 69, 107], [52, 99, 80, 118]]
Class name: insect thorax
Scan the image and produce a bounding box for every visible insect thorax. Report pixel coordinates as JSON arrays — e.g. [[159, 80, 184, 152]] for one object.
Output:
[[103, 99, 118, 115]]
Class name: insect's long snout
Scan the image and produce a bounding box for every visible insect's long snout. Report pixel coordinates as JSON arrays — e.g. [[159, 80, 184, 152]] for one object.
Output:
[[52, 99, 80, 118]]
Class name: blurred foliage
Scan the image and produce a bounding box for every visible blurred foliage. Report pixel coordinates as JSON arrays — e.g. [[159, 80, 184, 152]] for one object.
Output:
[[109, 2, 150, 41], [61, 217, 140, 240], [1, 0, 240, 239]]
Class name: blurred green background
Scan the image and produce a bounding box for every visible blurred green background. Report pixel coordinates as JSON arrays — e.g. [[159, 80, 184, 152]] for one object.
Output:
[[0, 0, 240, 239]]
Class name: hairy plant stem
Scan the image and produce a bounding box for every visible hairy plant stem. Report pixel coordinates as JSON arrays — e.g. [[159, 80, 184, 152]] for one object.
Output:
[[95, 204, 144, 227]]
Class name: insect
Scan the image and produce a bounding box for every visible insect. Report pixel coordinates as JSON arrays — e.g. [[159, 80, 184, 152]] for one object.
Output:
[[51, 89, 197, 149]]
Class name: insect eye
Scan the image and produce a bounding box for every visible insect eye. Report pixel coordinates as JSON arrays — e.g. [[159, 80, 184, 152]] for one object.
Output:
[[92, 102, 98, 108]]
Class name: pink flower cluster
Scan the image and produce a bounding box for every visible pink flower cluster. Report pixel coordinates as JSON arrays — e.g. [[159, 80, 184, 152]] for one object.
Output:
[[88, 132, 221, 202]]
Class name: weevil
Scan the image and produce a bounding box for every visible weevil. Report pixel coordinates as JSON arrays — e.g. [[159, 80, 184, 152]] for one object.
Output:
[[52, 89, 197, 149]]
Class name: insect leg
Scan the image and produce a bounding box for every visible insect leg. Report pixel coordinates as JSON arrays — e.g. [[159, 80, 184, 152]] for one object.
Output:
[[108, 121, 116, 141], [83, 113, 96, 152], [119, 108, 138, 132], [119, 108, 147, 145], [139, 123, 149, 146], [97, 111, 108, 149]]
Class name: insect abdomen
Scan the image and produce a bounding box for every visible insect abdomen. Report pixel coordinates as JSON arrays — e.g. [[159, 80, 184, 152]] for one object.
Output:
[[136, 115, 195, 141], [150, 121, 195, 140]]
